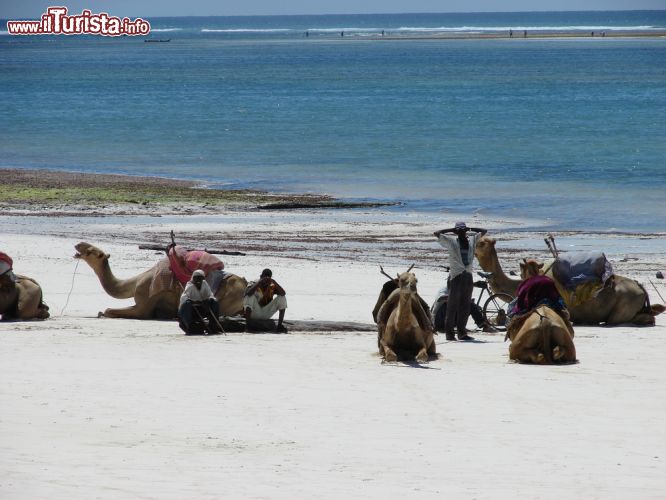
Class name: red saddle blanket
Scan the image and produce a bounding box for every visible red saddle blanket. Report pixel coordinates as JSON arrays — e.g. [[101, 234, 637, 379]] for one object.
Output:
[[167, 246, 224, 285], [512, 275, 562, 316]]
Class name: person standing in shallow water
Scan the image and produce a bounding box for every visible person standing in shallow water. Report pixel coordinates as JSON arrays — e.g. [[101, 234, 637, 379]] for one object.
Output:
[[433, 222, 487, 341]]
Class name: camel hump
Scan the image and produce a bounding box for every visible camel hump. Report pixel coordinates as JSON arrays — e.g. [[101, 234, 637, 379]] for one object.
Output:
[[372, 279, 398, 323]]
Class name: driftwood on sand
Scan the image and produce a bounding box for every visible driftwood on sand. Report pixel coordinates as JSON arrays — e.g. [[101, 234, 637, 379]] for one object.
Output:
[[219, 316, 375, 333], [256, 201, 400, 210], [138, 244, 246, 256]]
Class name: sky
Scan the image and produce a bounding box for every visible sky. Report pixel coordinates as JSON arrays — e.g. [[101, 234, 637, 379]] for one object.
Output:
[[2, 0, 665, 18]]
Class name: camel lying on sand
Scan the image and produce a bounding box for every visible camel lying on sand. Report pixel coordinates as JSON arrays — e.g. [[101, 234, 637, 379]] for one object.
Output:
[[375, 272, 436, 363], [74, 242, 247, 319], [505, 258, 576, 364], [475, 236, 665, 326], [0, 273, 50, 320], [507, 304, 576, 364]]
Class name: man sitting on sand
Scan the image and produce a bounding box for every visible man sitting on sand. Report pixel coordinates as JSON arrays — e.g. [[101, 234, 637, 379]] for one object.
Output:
[[244, 268, 288, 333], [431, 284, 498, 335], [178, 269, 220, 334]]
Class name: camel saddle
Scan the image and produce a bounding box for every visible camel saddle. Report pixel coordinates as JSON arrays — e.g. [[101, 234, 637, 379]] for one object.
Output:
[[544, 252, 614, 308], [168, 246, 224, 285], [549, 252, 613, 290], [149, 246, 227, 297]]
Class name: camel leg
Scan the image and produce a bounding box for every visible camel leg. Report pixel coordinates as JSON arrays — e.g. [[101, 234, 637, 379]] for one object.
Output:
[[16, 282, 48, 320], [380, 324, 398, 361], [414, 329, 432, 363], [381, 341, 398, 362], [426, 335, 437, 356], [509, 345, 545, 364], [101, 303, 152, 319], [551, 331, 577, 363], [627, 312, 656, 326], [553, 345, 576, 363], [605, 294, 647, 325], [509, 335, 545, 364]]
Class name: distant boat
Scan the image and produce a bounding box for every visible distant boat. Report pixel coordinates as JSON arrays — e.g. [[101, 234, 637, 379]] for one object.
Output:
[[144, 39, 171, 43]]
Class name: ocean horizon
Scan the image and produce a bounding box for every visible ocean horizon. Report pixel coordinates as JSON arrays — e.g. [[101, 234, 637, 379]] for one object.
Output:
[[1, 10, 665, 231]]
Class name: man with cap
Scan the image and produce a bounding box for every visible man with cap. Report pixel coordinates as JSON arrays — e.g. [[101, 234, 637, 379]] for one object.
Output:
[[0, 252, 16, 284], [244, 268, 288, 333], [433, 222, 487, 341], [0, 252, 18, 319], [177, 269, 220, 334]]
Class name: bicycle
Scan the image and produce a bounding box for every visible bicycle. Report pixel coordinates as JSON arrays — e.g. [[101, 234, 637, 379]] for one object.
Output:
[[473, 271, 514, 328]]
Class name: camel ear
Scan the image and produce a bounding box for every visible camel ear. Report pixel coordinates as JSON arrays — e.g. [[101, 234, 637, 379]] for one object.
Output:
[[105, 253, 111, 260], [519, 262, 525, 270]]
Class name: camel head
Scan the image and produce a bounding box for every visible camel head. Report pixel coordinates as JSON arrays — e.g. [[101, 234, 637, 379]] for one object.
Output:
[[397, 272, 418, 296], [520, 258, 544, 279], [74, 242, 110, 272], [474, 236, 497, 269]]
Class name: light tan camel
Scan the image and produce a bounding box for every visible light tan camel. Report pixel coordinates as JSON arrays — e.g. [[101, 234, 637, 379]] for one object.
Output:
[[376, 272, 436, 363], [0, 273, 50, 320], [75, 242, 247, 320], [475, 236, 665, 326], [507, 304, 577, 364], [506, 259, 576, 364]]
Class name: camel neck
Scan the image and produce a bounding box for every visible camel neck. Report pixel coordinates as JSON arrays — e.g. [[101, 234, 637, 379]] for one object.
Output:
[[95, 260, 130, 298], [482, 250, 520, 296], [397, 291, 413, 330]]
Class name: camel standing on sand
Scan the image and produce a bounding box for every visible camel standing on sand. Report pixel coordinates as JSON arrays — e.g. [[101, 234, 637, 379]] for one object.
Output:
[[0, 273, 50, 320], [475, 236, 665, 326], [376, 272, 436, 363], [74, 242, 247, 319]]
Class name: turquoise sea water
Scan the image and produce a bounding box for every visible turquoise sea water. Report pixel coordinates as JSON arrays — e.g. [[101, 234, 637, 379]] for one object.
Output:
[[1, 11, 665, 231]]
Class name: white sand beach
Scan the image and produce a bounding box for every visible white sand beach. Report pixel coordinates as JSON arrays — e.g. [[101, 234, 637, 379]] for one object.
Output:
[[1, 207, 666, 499]]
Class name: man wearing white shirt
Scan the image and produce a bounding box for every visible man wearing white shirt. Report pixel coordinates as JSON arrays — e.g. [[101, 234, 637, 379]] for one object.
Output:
[[178, 269, 220, 334], [433, 222, 487, 341]]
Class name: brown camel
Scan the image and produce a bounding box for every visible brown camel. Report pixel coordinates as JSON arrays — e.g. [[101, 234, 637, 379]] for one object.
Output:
[[506, 259, 576, 364], [475, 236, 665, 326], [507, 305, 576, 364], [376, 272, 436, 363], [0, 273, 50, 320], [75, 242, 247, 320]]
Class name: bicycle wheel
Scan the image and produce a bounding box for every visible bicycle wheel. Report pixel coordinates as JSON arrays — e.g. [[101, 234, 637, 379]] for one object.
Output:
[[483, 293, 513, 327]]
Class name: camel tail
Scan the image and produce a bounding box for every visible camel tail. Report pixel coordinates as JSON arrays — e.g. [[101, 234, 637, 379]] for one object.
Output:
[[651, 303, 666, 315]]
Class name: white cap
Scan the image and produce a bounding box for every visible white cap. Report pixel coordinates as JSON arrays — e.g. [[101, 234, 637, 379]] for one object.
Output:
[[192, 269, 205, 278]]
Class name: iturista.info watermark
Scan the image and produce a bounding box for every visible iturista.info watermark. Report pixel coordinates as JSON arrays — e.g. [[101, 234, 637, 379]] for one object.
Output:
[[6, 7, 151, 36]]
